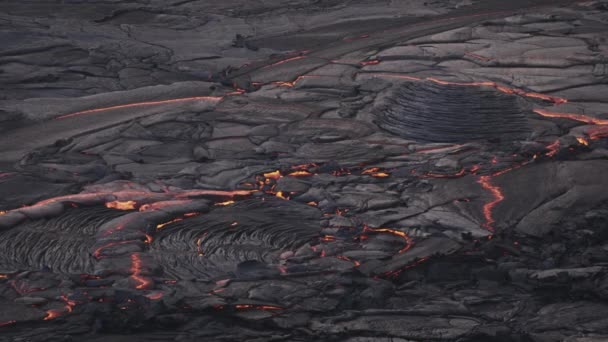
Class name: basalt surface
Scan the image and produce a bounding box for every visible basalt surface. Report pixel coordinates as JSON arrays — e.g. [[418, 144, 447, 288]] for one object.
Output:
[[1, 0, 608, 341]]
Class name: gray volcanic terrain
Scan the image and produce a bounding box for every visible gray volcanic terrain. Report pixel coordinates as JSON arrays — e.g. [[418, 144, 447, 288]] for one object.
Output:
[[1, 0, 608, 341]]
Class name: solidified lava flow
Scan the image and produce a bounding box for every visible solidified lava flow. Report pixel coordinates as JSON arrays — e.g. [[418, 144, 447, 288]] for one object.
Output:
[[377, 82, 530, 143], [2, 0, 608, 341]]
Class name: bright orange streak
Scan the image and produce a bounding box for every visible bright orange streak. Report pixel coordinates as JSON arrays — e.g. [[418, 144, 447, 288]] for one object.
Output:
[[589, 125, 608, 140], [545, 140, 560, 157], [263, 170, 282, 180], [362, 167, 381, 174], [288, 171, 313, 177], [56, 96, 223, 119], [533, 109, 608, 125], [275, 191, 288, 200], [337, 255, 361, 267], [262, 56, 306, 69], [272, 75, 320, 88], [105, 200, 137, 210], [366, 227, 413, 254], [477, 175, 504, 232], [369, 73, 567, 104], [576, 137, 589, 146], [130, 253, 151, 290], [156, 217, 183, 230], [423, 169, 466, 179], [427, 77, 495, 87], [215, 200, 235, 206], [44, 295, 75, 321], [371, 172, 390, 178]]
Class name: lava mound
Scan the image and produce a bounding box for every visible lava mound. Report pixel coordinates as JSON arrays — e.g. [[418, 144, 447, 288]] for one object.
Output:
[[377, 82, 530, 143]]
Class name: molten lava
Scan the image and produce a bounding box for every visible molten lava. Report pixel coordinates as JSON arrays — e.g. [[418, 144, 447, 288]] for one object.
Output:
[[477, 175, 504, 232], [364, 227, 413, 254], [56, 96, 223, 119], [533, 109, 608, 125], [130, 253, 152, 290], [262, 55, 307, 69], [105, 200, 137, 210], [369, 73, 568, 105], [545, 140, 561, 157]]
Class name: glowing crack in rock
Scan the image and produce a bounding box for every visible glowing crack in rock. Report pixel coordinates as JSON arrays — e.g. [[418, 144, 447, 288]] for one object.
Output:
[[56, 96, 224, 119], [477, 175, 504, 233]]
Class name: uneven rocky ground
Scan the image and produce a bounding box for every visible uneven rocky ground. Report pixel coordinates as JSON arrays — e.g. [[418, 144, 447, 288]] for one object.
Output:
[[1, 0, 608, 341]]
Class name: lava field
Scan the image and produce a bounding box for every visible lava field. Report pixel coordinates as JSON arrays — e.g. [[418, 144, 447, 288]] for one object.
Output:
[[1, 0, 608, 341]]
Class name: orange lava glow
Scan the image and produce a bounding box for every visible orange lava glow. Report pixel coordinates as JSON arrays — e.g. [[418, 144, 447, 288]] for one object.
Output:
[[369, 74, 568, 105], [215, 200, 235, 206], [93, 240, 139, 259], [44, 295, 75, 321], [362, 167, 391, 178], [105, 200, 137, 210], [545, 140, 561, 157], [320, 235, 336, 242], [533, 109, 608, 125], [362, 167, 380, 174], [384, 256, 430, 278], [477, 175, 504, 232], [288, 170, 313, 177], [272, 75, 320, 88], [275, 191, 288, 200], [56, 96, 223, 119], [337, 255, 361, 267], [130, 253, 152, 290], [360, 59, 381, 66], [145, 292, 164, 300], [588, 125, 608, 140], [576, 137, 589, 146], [262, 55, 306, 69], [156, 217, 183, 230], [263, 170, 282, 180], [423, 169, 466, 179], [365, 227, 413, 254]]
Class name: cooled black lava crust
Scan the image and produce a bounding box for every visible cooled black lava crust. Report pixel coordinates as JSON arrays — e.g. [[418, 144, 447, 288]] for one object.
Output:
[[377, 82, 530, 143]]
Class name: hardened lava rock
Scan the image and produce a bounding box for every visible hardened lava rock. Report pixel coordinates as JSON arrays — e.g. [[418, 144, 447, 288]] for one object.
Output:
[[377, 82, 531, 143]]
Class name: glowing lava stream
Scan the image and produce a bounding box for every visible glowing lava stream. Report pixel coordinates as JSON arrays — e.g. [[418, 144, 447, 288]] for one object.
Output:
[[44, 295, 76, 321], [477, 175, 504, 233], [56, 96, 224, 119], [364, 73, 568, 105], [533, 109, 608, 125], [364, 227, 413, 254], [130, 253, 152, 290]]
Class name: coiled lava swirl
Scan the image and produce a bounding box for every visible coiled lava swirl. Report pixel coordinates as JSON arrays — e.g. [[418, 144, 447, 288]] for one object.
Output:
[[377, 82, 531, 143]]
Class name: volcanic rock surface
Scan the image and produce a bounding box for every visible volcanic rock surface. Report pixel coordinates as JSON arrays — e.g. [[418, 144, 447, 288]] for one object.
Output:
[[1, 0, 608, 341]]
